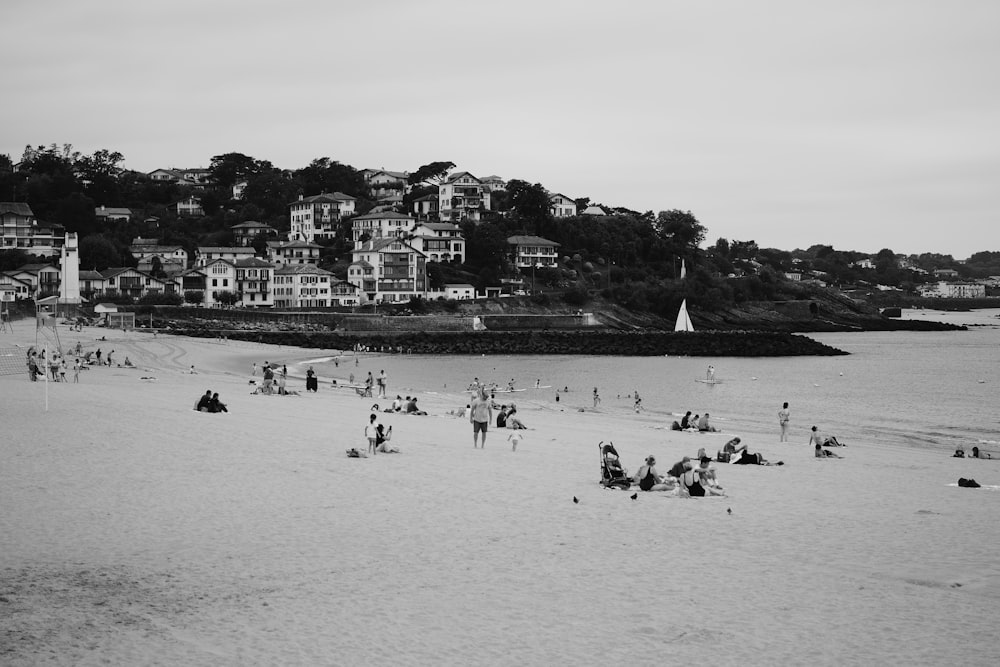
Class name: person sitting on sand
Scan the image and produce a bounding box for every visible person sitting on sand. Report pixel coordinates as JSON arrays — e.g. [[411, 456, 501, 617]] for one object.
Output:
[[123, 356, 134, 367], [698, 413, 718, 432], [668, 456, 692, 479], [809, 425, 844, 447], [679, 460, 726, 497], [970, 446, 990, 459], [816, 443, 843, 458], [696, 456, 724, 491], [717, 437, 747, 462], [376, 424, 399, 453], [195, 390, 213, 412], [496, 406, 508, 428], [208, 392, 228, 413], [506, 406, 527, 429], [392, 395, 403, 412], [732, 449, 781, 465], [405, 397, 427, 415], [680, 411, 693, 430], [634, 456, 675, 492], [953, 447, 966, 458]]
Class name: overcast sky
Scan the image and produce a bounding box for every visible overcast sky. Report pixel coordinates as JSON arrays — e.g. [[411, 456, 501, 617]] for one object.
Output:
[[2, 0, 997, 258]]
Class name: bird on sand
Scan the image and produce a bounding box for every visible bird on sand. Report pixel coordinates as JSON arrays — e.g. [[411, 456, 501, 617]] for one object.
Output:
[[630, 493, 638, 500], [727, 507, 732, 515], [573, 496, 579, 504]]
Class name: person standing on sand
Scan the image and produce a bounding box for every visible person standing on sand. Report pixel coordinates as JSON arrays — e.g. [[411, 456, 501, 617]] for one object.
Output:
[[366, 413, 380, 455], [252, 363, 257, 376], [378, 369, 387, 398], [593, 387, 600, 407], [778, 402, 790, 442], [73, 358, 81, 383], [508, 431, 523, 452], [470, 388, 492, 448]]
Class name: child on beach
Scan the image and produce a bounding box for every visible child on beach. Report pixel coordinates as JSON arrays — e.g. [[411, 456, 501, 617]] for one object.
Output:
[[508, 431, 523, 452], [366, 413, 380, 455]]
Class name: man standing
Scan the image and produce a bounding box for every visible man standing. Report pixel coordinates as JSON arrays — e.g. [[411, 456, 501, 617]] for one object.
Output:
[[470, 388, 492, 449], [778, 402, 790, 442], [378, 369, 387, 399]]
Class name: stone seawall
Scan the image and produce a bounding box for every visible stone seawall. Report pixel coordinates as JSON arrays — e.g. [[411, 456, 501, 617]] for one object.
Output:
[[172, 329, 847, 356]]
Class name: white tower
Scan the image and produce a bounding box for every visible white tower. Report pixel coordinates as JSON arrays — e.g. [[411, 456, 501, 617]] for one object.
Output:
[[60, 231, 81, 305]]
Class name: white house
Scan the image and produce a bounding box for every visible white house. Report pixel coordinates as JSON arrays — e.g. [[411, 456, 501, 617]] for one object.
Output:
[[507, 235, 560, 268], [549, 193, 577, 218], [266, 240, 322, 267], [438, 172, 491, 223], [273, 264, 334, 308], [196, 246, 256, 267], [410, 222, 465, 263], [350, 211, 416, 246], [288, 193, 357, 243], [348, 237, 427, 303], [200, 259, 238, 307], [234, 258, 275, 308]]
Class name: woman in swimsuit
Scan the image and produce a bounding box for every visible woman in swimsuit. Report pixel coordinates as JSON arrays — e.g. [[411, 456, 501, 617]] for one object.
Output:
[[633, 456, 674, 492]]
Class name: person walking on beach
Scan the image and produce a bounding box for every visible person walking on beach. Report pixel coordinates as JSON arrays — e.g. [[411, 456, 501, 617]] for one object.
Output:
[[252, 362, 257, 376], [378, 369, 387, 398], [470, 388, 492, 448], [593, 387, 600, 407], [73, 358, 80, 383], [508, 431, 523, 452], [778, 402, 790, 442]]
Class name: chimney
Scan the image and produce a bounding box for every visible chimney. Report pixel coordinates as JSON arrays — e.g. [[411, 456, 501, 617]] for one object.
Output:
[[298, 195, 303, 201]]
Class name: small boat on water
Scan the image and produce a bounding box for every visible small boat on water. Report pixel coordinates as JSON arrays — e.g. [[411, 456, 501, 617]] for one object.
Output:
[[674, 299, 694, 332]]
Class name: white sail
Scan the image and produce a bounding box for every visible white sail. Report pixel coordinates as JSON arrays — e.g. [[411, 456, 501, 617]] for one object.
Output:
[[674, 298, 694, 332]]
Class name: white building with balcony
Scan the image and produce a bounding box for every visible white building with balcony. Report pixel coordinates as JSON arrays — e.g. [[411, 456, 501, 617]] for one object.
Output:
[[439, 172, 491, 223], [507, 235, 560, 268], [288, 193, 357, 243]]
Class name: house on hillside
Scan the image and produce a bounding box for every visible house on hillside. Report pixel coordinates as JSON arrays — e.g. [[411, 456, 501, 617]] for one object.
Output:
[[273, 264, 334, 308], [438, 172, 491, 224], [200, 259, 237, 307], [412, 194, 439, 221], [410, 222, 464, 263], [129, 242, 189, 267], [266, 240, 322, 267], [549, 193, 577, 218], [100, 267, 175, 300], [8, 264, 61, 299], [288, 193, 357, 243], [171, 196, 204, 217], [507, 235, 560, 268], [581, 205, 608, 216], [234, 258, 275, 307], [195, 246, 256, 267], [95, 206, 133, 223], [1, 203, 65, 257], [351, 211, 416, 246], [362, 169, 409, 199], [480, 175, 506, 192], [231, 221, 278, 247], [77, 270, 106, 298], [0, 272, 32, 301], [348, 237, 427, 303]]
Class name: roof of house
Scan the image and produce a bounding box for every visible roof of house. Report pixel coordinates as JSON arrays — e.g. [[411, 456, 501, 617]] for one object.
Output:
[[0, 202, 34, 217], [291, 192, 357, 205], [354, 238, 425, 256], [231, 221, 276, 230], [131, 237, 160, 246], [446, 171, 480, 183], [367, 169, 409, 180], [413, 194, 439, 202], [197, 247, 256, 254], [549, 193, 574, 202], [275, 264, 333, 276], [131, 245, 185, 254], [444, 283, 475, 289], [234, 258, 274, 268], [13, 263, 58, 274], [101, 267, 159, 280], [78, 271, 106, 281], [267, 240, 322, 250], [349, 260, 374, 270], [581, 205, 608, 216], [95, 207, 132, 217], [414, 222, 461, 232], [507, 235, 560, 247], [353, 211, 415, 221]]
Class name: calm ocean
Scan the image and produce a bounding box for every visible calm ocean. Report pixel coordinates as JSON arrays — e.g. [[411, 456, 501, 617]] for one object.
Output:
[[306, 309, 1000, 455]]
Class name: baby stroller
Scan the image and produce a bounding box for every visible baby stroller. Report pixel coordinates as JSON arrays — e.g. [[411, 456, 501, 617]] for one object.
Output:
[[600, 442, 632, 489]]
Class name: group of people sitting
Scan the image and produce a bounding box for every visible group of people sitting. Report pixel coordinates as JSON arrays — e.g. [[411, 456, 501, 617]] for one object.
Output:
[[194, 390, 228, 413], [382, 395, 427, 416], [809, 426, 845, 458], [671, 411, 719, 433], [496, 404, 527, 430], [633, 454, 726, 497]]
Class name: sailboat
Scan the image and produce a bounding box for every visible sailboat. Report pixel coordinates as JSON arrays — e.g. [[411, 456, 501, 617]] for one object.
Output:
[[674, 298, 694, 332]]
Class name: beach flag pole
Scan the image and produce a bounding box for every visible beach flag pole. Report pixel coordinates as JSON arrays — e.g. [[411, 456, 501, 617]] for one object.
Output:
[[43, 343, 50, 412]]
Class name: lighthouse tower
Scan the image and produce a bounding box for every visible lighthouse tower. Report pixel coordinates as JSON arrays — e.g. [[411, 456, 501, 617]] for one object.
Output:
[[60, 231, 81, 306]]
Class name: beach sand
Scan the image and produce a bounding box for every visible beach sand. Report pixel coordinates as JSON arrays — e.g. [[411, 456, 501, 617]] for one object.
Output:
[[2, 319, 999, 666]]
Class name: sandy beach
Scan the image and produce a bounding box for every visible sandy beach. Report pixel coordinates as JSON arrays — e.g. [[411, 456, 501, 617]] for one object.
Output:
[[2, 319, 999, 666]]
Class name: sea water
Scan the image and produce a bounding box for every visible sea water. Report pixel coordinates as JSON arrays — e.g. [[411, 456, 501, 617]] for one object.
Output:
[[308, 309, 1000, 455]]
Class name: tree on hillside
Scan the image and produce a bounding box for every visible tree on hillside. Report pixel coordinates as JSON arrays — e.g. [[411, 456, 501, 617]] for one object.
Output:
[[79, 234, 121, 271], [209, 152, 261, 189], [74, 149, 125, 205], [407, 161, 455, 187], [242, 167, 298, 220], [506, 179, 552, 236], [294, 158, 367, 198]]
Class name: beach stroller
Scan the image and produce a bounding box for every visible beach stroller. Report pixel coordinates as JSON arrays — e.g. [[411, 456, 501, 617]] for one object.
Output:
[[600, 442, 632, 489]]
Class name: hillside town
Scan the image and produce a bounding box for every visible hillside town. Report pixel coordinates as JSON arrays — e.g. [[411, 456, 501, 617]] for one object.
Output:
[[1, 149, 998, 314]]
